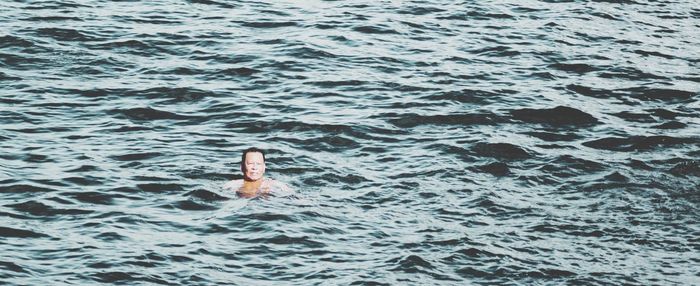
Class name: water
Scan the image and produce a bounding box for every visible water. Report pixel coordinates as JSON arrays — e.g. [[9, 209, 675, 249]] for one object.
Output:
[[1, 0, 699, 285]]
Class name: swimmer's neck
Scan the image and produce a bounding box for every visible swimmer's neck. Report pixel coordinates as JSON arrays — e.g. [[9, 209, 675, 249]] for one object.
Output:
[[240, 177, 265, 191]]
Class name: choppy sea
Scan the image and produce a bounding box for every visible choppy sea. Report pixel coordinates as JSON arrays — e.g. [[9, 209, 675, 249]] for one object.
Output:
[[1, 0, 699, 285]]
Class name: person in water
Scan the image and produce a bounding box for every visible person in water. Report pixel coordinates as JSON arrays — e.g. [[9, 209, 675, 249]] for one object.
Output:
[[223, 147, 291, 198]]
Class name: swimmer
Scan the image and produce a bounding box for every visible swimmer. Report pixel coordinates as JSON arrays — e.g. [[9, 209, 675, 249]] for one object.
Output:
[[223, 147, 291, 198]]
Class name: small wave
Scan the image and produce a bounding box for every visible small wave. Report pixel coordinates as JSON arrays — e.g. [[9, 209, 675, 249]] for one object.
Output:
[[303, 173, 369, 186], [282, 46, 337, 59], [591, 12, 621, 21], [0, 261, 28, 273], [524, 132, 581, 142], [0, 226, 48, 238], [88, 39, 177, 56], [279, 136, 359, 152], [539, 155, 605, 178], [397, 6, 445, 15], [105, 126, 153, 133], [91, 271, 134, 283], [566, 84, 607, 98], [421, 89, 515, 104], [668, 161, 700, 177], [438, 10, 515, 21], [113, 15, 181, 25], [110, 152, 162, 161], [653, 121, 686, 129], [307, 80, 365, 88], [472, 142, 531, 160], [128, 87, 218, 103], [94, 231, 128, 241], [109, 107, 192, 121], [475, 162, 510, 176], [187, 0, 238, 8], [599, 66, 668, 80], [185, 189, 229, 201], [583, 136, 697, 151], [353, 25, 399, 35], [609, 111, 655, 123], [242, 234, 326, 248], [22, 16, 84, 22], [648, 108, 682, 119], [0, 35, 35, 49], [388, 254, 435, 272], [0, 52, 44, 69], [548, 268, 580, 277], [169, 199, 217, 211], [0, 71, 22, 81], [549, 63, 601, 74], [136, 183, 184, 193], [510, 106, 598, 126], [238, 212, 298, 222], [468, 45, 520, 57], [385, 113, 503, 128], [63, 191, 120, 205], [604, 171, 629, 182], [633, 49, 675, 59], [226, 120, 397, 140], [241, 21, 298, 28], [34, 27, 97, 42], [63, 176, 102, 186], [456, 267, 491, 278], [572, 85, 699, 102], [0, 184, 56, 193], [5, 201, 93, 217], [217, 67, 259, 77], [624, 87, 696, 102]]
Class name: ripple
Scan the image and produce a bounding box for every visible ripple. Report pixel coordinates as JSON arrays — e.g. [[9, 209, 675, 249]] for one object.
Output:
[[0, 226, 48, 238], [0, 184, 57, 193], [475, 162, 510, 176], [353, 25, 399, 35], [110, 107, 192, 121], [472, 143, 531, 160], [510, 106, 598, 126], [583, 136, 697, 151], [548, 63, 601, 74], [5, 201, 93, 217], [668, 160, 700, 177], [0, 261, 28, 273], [241, 21, 298, 28], [110, 152, 163, 161], [33, 27, 98, 41], [384, 113, 503, 128]]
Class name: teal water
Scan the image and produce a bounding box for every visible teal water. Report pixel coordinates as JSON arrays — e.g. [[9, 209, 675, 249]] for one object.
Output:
[[1, 0, 699, 285]]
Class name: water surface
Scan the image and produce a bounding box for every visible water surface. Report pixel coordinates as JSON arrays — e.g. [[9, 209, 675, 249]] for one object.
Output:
[[1, 0, 699, 285]]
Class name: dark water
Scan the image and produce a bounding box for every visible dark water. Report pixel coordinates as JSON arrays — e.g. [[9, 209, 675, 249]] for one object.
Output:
[[1, 0, 699, 285]]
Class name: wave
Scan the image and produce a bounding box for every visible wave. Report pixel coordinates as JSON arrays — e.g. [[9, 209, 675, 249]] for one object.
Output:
[[510, 106, 598, 126]]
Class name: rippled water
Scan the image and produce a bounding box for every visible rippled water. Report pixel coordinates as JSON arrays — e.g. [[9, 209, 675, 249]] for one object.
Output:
[[1, 0, 699, 285]]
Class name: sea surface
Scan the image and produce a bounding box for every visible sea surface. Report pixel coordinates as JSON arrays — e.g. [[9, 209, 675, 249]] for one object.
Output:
[[1, 0, 699, 285]]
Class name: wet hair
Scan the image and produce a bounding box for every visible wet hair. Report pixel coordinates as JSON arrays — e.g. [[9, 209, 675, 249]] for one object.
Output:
[[241, 147, 265, 174]]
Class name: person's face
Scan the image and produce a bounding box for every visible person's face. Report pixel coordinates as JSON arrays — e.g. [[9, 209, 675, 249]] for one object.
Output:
[[243, 152, 265, 181]]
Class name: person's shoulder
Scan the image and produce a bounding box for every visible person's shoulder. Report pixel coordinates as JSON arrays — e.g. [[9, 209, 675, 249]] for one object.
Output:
[[223, 179, 243, 189]]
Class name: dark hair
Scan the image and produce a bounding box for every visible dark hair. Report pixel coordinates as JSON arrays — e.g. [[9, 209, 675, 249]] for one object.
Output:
[[241, 147, 265, 174]]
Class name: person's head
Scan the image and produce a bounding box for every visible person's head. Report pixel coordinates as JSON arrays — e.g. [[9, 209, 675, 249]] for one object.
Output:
[[241, 147, 266, 181]]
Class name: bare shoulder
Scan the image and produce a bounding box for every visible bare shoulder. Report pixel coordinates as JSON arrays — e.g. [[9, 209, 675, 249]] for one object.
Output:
[[223, 179, 243, 190]]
